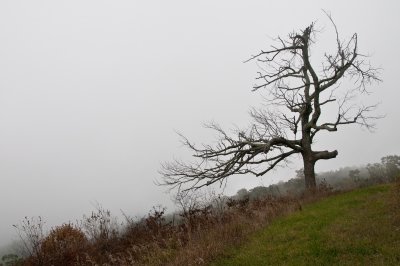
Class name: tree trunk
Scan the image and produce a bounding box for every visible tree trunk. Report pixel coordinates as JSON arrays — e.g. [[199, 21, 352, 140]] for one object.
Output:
[[303, 154, 317, 191]]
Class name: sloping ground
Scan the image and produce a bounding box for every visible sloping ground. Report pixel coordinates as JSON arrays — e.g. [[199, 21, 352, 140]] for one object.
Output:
[[212, 184, 400, 265]]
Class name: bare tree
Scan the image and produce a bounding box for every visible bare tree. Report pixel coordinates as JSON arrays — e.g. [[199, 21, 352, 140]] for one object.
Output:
[[161, 14, 381, 192]]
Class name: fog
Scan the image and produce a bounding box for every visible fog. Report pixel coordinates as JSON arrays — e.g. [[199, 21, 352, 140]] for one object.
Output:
[[0, 1, 399, 248]]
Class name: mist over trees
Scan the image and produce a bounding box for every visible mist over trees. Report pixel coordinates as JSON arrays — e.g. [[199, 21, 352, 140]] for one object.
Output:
[[3, 154, 398, 265], [161, 14, 381, 192], [232, 155, 400, 200]]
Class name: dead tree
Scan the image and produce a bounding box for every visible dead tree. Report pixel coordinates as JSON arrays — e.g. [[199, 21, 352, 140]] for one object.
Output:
[[161, 16, 381, 192]]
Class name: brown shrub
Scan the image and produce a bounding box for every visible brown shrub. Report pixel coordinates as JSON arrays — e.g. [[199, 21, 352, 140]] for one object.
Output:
[[38, 223, 88, 265], [18, 187, 340, 265]]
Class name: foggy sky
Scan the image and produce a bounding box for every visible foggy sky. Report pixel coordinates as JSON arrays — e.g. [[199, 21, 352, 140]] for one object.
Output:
[[0, 1, 399, 247]]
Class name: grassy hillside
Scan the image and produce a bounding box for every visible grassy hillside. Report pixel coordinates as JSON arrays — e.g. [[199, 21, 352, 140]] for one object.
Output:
[[9, 181, 398, 265], [212, 184, 400, 265]]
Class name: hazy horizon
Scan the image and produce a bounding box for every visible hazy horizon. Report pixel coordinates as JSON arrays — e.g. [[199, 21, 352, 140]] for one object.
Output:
[[1, 1, 399, 248]]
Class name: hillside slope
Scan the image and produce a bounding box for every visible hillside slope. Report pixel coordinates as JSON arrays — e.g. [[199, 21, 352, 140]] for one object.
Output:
[[212, 184, 400, 265]]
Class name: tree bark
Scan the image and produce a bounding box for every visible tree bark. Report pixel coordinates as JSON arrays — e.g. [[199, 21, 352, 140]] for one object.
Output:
[[303, 155, 316, 191]]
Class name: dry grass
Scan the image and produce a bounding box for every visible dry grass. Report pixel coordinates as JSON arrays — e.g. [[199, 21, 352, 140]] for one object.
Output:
[[12, 184, 336, 266]]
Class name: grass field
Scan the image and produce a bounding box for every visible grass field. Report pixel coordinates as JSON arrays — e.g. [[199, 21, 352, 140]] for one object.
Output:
[[212, 184, 400, 265]]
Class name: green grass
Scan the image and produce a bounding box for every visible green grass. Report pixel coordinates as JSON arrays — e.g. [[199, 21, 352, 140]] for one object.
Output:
[[212, 184, 400, 265]]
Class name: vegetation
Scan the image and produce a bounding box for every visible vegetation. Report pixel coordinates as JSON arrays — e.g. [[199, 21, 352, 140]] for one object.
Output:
[[161, 14, 381, 192], [3, 155, 397, 265], [212, 183, 400, 265], [0, 9, 393, 266], [232, 155, 400, 200]]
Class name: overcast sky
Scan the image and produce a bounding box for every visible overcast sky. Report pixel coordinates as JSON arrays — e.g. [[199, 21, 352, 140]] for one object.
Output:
[[0, 0, 399, 247]]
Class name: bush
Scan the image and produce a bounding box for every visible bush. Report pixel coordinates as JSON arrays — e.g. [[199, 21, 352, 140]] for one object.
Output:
[[38, 224, 88, 265], [1, 254, 23, 266]]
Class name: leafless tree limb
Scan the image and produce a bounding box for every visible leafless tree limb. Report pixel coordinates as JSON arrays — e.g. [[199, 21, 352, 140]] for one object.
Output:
[[160, 14, 381, 192]]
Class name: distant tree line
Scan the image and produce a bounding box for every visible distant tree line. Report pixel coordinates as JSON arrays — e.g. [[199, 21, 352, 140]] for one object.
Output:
[[232, 155, 400, 201], [3, 155, 398, 265]]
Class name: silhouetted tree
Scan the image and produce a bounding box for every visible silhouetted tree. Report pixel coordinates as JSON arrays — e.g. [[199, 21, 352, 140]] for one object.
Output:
[[161, 14, 380, 192]]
